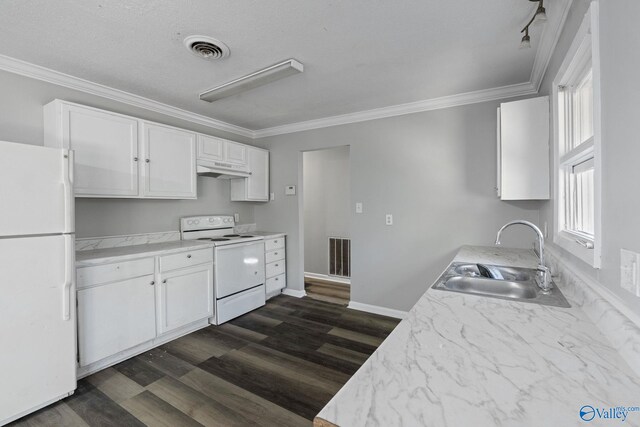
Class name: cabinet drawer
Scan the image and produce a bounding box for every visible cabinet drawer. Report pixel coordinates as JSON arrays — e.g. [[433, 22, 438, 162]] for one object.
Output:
[[266, 274, 286, 293], [265, 248, 285, 264], [265, 237, 285, 251], [266, 260, 285, 278], [77, 257, 154, 289], [161, 248, 213, 272]]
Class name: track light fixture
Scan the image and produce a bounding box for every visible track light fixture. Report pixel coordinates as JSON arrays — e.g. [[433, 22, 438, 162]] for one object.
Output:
[[520, 0, 547, 49]]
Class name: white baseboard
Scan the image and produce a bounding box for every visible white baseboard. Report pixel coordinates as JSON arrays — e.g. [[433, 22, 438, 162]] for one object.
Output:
[[304, 272, 351, 285], [282, 288, 307, 298], [347, 301, 408, 319]]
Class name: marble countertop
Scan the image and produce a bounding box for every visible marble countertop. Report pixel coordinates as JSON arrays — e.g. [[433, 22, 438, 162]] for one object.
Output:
[[250, 231, 286, 239], [315, 245, 640, 427], [76, 240, 215, 266]]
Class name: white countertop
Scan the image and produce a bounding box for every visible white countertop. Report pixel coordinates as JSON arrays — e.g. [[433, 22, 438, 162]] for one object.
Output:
[[250, 231, 286, 239], [76, 240, 215, 266], [316, 246, 640, 427]]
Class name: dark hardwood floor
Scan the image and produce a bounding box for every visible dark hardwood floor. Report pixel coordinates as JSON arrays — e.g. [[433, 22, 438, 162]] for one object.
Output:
[[304, 278, 350, 306], [11, 295, 399, 427]]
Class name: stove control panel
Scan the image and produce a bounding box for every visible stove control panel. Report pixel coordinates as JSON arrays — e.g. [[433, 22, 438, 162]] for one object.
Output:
[[180, 215, 235, 231]]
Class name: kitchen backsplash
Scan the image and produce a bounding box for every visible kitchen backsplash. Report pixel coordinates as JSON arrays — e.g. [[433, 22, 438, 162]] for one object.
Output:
[[75, 224, 258, 251], [75, 231, 180, 251]]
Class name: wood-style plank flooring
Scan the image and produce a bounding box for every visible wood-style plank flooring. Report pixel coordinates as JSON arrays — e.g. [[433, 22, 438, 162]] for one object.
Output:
[[304, 278, 350, 306], [10, 295, 399, 427]]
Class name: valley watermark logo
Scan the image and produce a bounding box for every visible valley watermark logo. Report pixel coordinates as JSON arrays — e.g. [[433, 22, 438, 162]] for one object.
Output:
[[580, 405, 640, 422]]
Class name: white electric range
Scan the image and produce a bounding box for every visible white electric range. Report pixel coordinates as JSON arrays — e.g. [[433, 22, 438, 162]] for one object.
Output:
[[180, 215, 265, 324]]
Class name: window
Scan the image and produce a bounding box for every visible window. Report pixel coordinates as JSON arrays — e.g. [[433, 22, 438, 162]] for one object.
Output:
[[553, 3, 601, 267]]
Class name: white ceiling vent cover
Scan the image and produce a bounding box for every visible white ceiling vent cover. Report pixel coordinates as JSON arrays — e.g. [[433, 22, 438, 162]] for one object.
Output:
[[183, 35, 230, 60]]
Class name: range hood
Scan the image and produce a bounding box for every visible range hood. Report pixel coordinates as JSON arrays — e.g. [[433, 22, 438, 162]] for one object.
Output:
[[196, 160, 250, 179]]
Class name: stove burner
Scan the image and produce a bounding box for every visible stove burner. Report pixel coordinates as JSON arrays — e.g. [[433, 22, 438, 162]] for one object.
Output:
[[206, 238, 230, 242], [240, 235, 255, 238], [223, 234, 241, 237]]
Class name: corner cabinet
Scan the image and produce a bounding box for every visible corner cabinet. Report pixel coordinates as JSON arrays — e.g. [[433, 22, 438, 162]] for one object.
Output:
[[497, 96, 550, 200], [44, 100, 196, 199], [230, 146, 269, 202]]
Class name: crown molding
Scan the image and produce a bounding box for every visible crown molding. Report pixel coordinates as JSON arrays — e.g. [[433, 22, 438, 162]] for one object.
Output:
[[253, 81, 537, 138], [530, 0, 575, 90], [0, 54, 255, 139]]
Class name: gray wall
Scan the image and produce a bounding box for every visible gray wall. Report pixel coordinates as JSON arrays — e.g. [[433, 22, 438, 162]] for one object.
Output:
[[0, 69, 257, 238], [303, 146, 351, 276], [255, 102, 542, 311], [539, 0, 640, 317]]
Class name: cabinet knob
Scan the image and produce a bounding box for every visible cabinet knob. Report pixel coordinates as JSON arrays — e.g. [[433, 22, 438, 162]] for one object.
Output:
[[134, 157, 139, 162], [274, 252, 278, 255], [162, 279, 167, 284], [145, 159, 150, 163], [187, 254, 192, 258], [274, 263, 279, 267], [275, 277, 279, 281], [150, 280, 155, 286], [254, 271, 258, 275]]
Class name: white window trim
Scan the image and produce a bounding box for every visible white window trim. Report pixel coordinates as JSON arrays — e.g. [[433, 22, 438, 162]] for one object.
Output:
[[552, 2, 602, 268]]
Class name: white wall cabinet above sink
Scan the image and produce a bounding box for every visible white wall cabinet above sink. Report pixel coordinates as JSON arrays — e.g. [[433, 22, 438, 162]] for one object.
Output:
[[44, 100, 196, 199], [497, 96, 550, 200]]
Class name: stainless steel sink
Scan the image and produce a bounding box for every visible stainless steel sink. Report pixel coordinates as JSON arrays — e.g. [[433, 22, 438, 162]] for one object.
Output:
[[432, 262, 570, 308]]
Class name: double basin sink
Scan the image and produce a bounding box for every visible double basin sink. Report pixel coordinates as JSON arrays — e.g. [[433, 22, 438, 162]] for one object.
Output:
[[432, 262, 570, 308]]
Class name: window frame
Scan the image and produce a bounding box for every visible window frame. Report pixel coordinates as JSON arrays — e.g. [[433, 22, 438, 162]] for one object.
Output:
[[552, 2, 602, 268]]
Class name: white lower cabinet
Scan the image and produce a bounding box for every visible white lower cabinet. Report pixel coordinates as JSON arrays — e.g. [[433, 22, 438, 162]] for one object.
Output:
[[77, 274, 157, 367], [76, 248, 214, 377], [157, 263, 213, 334]]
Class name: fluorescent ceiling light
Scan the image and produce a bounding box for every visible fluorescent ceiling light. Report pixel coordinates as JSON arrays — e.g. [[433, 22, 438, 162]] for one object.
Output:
[[200, 59, 304, 102]]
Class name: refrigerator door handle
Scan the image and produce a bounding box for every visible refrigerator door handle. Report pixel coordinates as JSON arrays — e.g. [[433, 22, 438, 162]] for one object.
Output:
[[63, 234, 74, 321], [63, 150, 75, 234]]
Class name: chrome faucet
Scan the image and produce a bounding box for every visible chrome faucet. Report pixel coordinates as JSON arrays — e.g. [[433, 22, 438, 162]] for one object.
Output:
[[495, 220, 552, 294]]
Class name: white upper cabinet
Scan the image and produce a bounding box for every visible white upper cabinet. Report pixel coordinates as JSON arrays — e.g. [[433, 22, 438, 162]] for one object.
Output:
[[225, 140, 248, 166], [141, 122, 197, 199], [497, 96, 550, 200], [196, 134, 247, 168], [197, 134, 225, 162], [44, 102, 139, 197], [231, 146, 269, 202], [44, 100, 197, 199]]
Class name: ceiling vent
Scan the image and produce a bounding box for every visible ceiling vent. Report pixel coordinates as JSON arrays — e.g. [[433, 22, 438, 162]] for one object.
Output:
[[183, 35, 230, 60]]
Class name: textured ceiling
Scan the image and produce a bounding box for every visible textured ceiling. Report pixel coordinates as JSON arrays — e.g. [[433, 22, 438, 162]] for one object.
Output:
[[0, 0, 565, 130]]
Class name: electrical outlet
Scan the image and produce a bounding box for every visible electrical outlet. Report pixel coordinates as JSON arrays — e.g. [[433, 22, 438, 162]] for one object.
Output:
[[385, 214, 393, 226], [285, 185, 296, 196], [620, 249, 640, 296], [234, 213, 240, 222], [355, 202, 363, 213]]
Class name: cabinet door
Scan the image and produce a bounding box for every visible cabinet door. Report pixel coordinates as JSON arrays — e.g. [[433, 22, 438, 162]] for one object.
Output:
[[247, 147, 269, 201], [64, 104, 139, 197], [230, 147, 269, 201], [142, 122, 197, 199], [499, 97, 550, 200], [157, 264, 213, 334], [77, 274, 156, 367], [197, 134, 225, 162], [224, 140, 247, 165]]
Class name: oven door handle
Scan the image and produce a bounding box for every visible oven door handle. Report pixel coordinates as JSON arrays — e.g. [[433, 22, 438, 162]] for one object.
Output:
[[215, 241, 264, 250]]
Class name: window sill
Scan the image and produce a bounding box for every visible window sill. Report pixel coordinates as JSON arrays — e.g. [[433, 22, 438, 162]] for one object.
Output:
[[554, 230, 601, 269]]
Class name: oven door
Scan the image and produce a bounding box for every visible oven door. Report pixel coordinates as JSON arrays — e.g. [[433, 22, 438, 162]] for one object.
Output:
[[214, 241, 265, 299]]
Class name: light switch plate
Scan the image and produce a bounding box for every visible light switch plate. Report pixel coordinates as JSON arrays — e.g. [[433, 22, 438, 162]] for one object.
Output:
[[620, 249, 640, 296], [285, 185, 296, 196], [356, 202, 363, 213], [234, 213, 240, 222], [385, 214, 393, 225], [270, 192, 275, 201]]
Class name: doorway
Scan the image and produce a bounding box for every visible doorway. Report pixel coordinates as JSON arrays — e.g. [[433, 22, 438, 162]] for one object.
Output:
[[302, 146, 351, 305]]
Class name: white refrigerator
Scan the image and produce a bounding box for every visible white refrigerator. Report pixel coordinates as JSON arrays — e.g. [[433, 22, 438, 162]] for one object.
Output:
[[0, 141, 77, 425]]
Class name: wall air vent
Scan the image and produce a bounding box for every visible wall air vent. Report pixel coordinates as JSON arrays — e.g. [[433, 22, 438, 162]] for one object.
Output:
[[183, 35, 230, 60]]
